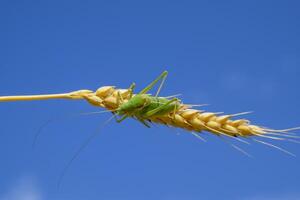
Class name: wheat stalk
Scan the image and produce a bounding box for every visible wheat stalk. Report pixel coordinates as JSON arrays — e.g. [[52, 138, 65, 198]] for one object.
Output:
[[1, 86, 297, 141]]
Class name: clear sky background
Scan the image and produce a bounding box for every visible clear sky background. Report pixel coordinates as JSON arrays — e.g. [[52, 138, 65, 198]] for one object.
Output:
[[1, 0, 300, 200]]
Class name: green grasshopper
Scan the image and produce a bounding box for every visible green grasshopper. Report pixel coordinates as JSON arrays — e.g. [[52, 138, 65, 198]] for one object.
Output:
[[113, 71, 181, 127]]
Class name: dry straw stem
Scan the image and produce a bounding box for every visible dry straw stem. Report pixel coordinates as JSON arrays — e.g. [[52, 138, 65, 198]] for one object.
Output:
[[1, 86, 297, 139]]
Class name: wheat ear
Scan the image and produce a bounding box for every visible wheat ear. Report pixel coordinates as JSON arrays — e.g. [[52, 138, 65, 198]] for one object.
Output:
[[90, 86, 300, 138]]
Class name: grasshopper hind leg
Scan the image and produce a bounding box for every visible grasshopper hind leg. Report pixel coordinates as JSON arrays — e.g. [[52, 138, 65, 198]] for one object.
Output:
[[139, 71, 168, 96]]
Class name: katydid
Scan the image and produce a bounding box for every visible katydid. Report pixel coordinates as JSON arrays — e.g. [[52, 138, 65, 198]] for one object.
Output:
[[114, 71, 181, 126]]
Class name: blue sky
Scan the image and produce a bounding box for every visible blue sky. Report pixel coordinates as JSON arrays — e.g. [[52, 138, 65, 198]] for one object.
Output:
[[1, 0, 300, 199]]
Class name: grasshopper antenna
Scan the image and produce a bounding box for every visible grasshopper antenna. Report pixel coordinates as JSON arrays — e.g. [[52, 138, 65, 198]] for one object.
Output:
[[57, 114, 115, 189], [32, 110, 114, 148]]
